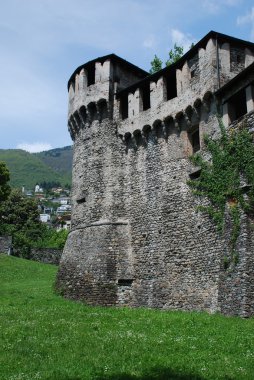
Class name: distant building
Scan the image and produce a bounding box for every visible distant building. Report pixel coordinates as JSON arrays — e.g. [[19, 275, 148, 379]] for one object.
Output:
[[35, 184, 43, 193], [39, 214, 51, 223], [56, 205, 71, 215], [51, 197, 71, 204], [56, 218, 71, 231], [52, 187, 63, 194]]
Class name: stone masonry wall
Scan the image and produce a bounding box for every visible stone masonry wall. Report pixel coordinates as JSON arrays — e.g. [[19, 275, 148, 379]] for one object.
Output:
[[0, 236, 12, 254], [118, 115, 227, 312], [58, 108, 230, 312], [218, 212, 254, 317], [56, 116, 130, 304], [29, 248, 62, 265]]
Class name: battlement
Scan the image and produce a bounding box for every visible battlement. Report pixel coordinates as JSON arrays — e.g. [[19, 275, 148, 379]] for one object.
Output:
[[67, 31, 254, 142], [115, 32, 254, 136], [67, 54, 148, 139]]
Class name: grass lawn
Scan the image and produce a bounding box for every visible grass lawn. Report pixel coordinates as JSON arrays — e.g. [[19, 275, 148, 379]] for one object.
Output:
[[0, 254, 253, 380]]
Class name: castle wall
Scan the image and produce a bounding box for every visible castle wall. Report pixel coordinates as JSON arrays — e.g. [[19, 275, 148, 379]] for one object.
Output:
[[29, 248, 62, 265], [57, 33, 254, 316], [0, 236, 12, 254], [117, 111, 226, 312], [218, 212, 254, 317], [56, 115, 133, 305]]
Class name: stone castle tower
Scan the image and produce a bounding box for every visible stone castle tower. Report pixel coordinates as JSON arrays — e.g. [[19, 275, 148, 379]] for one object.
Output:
[[56, 31, 254, 317]]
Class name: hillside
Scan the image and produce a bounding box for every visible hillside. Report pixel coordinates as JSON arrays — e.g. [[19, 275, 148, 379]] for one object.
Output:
[[34, 145, 73, 176], [0, 147, 72, 189]]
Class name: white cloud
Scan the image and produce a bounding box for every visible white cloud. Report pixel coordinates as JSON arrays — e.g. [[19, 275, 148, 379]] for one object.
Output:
[[202, 0, 242, 14], [170, 29, 195, 52], [202, 0, 219, 14], [237, 7, 254, 25], [16, 142, 52, 153], [237, 7, 254, 40], [143, 35, 156, 49]]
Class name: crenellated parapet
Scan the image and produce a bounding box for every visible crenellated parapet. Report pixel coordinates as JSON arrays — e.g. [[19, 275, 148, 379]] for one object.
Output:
[[118, 90, 214, 139], [68, 99, 110, 140], [68, 60, 113, 118], [114, 33, 254, 138], [67, 32, 254, 143], [117, 91, 214, 157], [67, 54, 148, 140]]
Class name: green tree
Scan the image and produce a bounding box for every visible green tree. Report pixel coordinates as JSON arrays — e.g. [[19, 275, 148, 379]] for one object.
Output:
[[165, 44, 184, 66], [0, 161, 11, 202], [34, 228, 68, 249], [149, 55, 163, 74], [149, 42, 196, 73], [0, 188, 69, 256], [149, 44, 184, 73], [0, 189, 40, 230], [0, 189, 42, 257]]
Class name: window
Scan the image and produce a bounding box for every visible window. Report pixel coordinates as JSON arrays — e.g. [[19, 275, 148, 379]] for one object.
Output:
[[118, 279, 133, 286], [227, 88, 247, 123], [141, 82, 151, 110], [165, 73, 177, 100], [188, 53, 199, 80], [77, 197, 86, 204], [87, 64, 95, 86], [120, 94, 128, 119], [189, 168, 201, 180]]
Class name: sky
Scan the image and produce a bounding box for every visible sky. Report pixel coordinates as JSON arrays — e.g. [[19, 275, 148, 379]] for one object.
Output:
[[1, 0, 254, 152]]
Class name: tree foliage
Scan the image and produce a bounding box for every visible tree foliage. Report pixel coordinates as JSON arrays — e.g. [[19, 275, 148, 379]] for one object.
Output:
[[188, 121, 254, 255], [149, 55, 163, 74], [33, 228, 68, 249], [0, 189, 68, 256], [39, 181, 62, 191], [0, 189, 40, 229], [0, 161, 11, 202], [0, 189, 42, 256], [149, 44, 184, 74], [165, 44, 184, 66]]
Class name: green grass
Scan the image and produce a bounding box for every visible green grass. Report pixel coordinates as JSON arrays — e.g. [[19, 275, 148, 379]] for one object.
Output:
[[0, 254, 253, 380]]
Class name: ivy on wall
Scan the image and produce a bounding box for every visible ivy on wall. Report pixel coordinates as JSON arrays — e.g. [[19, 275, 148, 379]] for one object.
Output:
[[188, 120, 254, 258]]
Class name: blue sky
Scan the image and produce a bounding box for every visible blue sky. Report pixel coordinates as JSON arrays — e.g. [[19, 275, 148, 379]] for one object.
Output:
[[0, 0, 254, 152]]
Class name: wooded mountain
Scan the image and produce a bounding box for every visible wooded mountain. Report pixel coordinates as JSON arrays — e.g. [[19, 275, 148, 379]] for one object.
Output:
[[0, 146, 73, 189]]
